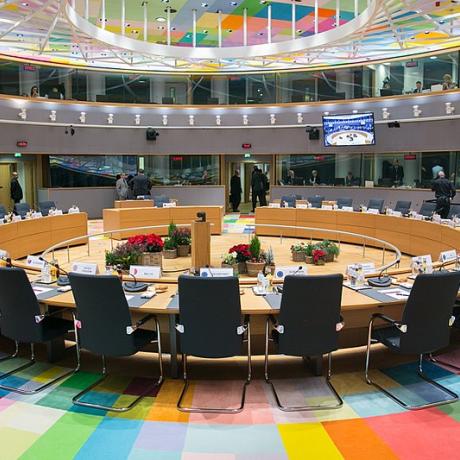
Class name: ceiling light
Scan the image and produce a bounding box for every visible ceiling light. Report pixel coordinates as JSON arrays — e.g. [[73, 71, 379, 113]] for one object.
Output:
[[156, 17, 166, 22]]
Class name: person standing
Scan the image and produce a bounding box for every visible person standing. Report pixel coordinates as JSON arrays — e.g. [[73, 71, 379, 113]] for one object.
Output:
[[251, 168, 265, 212], [116, 173, 129, 200], [390, 159, 404, 186], [413, 81, 423, 93], [10, 172, 23, 205], [129, 169, 151, 198], [309, 170, 320, 185], [230, 170, 242, 213], [432, 171, 456, 219]]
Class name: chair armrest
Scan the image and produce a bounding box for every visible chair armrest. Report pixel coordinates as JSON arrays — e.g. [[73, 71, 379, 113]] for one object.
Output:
[[126, 314, 156, 335], [371, 313, 407, 333], [35, 308, 71, 324]]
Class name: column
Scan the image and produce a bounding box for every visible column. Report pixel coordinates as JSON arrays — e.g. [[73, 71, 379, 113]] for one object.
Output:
[[86, 73, 106, 102], [151, 76, 166, 103], [211, 77, 228, 104]]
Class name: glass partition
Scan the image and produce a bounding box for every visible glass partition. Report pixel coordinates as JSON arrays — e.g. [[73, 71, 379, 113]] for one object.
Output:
[[2, 49, 458, 104]]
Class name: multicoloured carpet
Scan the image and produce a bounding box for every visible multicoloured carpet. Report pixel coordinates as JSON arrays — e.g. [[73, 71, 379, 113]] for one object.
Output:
[[223, 213, 255, 234], [1, 354, 460, 459]]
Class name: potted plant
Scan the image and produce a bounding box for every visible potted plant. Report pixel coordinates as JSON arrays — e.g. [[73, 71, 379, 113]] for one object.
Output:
[[105, 242, 141, 270], [228, 244, 251, 274], [222, 252, 239, 276], [172, 227, 191, 257], [290, 242, 307, 262], [163, 237, 177, 259], [318, 240, 340, 262], [312, 248, 327, 265], [127, 233, 164, 267], [265, 246, 275, 275], [304, 243, 317, 264], [246, 235, 266, 277]]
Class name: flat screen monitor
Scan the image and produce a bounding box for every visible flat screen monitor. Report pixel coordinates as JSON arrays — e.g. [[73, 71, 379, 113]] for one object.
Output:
[[323, 112, 375, 147]]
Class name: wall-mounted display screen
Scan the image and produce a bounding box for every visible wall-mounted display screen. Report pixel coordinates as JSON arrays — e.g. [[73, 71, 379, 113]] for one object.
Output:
[[323, 113, 375, 147]]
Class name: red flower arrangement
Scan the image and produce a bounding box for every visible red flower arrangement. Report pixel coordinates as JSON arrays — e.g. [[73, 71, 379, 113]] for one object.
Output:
[[312, 249, 327, 264], [229, 244, 251, 262], [128, 233, 164, 253]]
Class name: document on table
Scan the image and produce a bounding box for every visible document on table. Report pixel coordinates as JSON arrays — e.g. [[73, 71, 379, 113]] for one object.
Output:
[[378, 288, 410, 300], [125, 295, 134, 301], [32, 286, 53, 296]]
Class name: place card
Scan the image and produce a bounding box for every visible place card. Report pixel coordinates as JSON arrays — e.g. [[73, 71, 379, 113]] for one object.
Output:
[[70, 262, 98, 275], [129, 265, 161, 279], [27, 255, 45, 269], [274, 265, 307, 279], [200, 267, 234, 277]]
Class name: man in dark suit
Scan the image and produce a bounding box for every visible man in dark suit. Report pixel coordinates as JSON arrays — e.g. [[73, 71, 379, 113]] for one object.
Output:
[[432, 170, 456, 218], [251, 168, 266, 212], [230, 170, 242, 212], [10, 172, 23, 204], [390, 159, 404, 186], [129, 169, 151, 198]]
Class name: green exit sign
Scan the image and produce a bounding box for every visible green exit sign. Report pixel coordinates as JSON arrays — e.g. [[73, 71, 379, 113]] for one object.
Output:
[[244, 153, 251, 158], [14, 153, 22, 158]]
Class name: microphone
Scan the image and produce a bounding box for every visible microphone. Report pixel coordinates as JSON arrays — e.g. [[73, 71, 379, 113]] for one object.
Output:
[[115, 265, 149, 292], [39, 257, 70, 286], [367, 271, 392, 288], [277, 266, 303, 294]]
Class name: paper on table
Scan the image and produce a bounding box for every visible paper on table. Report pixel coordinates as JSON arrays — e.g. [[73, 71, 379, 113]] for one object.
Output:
[[378, 288, 410, 300], [125, 295, 134, 301], [33, 286, 53, 296]]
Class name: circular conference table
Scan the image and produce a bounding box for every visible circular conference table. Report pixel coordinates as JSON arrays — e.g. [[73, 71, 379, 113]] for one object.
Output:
[[3, 206, 459, 377]]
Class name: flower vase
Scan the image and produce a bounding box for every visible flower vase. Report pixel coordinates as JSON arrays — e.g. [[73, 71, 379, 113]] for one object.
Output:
[[222, 262, 239, 276], [177, 244, 191, 257], [237, 262, 247, 274], [163, 248, 177, 259], [291, 251, 305, 262], [246, 261, 266, 277], [140, 252, 163, 268]]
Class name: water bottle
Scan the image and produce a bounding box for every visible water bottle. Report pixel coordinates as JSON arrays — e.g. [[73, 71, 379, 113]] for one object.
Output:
[[41, 263, 51, 284], [257, 271, 265, 293]]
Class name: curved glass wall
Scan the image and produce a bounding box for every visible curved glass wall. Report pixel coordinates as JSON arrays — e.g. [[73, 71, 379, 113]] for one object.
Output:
[[1, 50, 458, 105]]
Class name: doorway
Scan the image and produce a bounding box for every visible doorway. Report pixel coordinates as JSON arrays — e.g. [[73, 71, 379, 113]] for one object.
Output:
[[0, 163, 12, 210], [225, 155, 273, 214]]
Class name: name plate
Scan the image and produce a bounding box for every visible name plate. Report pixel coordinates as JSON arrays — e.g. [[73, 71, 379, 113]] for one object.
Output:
[[32, 212, 43, 218], [411, 254, 433, 274], [0, 249, 9, 258], [347, 262, 376, 275], [129, 265, 161, 279], [296, 204, 309, 209], [68, 207, 80, 214], [341, 206, 354, 212], [162, 202, 176, 208], [390, 210, 402, 217], [269, 202, 280, 208], [200, 268, 234, 277], [71, 262, 98, 275], [432, 214, 441, 223], [12, 215, 22, 222], [27, 255, 45, 269], [321, 205, 333, 210], [413, 213, 423, 220], [366, 208, 379, 215], [275, 265, 307, 279], [440, 250, 457, 263], [54, 210, 63, 216]]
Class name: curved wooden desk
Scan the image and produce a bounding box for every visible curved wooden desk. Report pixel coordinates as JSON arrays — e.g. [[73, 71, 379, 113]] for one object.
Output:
[[0, 213, 88, 259], [103, 206, 223, 239], [255, 207, 460, 259]]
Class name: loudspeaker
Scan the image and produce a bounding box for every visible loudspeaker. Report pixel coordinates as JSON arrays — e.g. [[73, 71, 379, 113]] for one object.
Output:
[[388, 121, 400, 128], [307, 127, 320, 140], [146, 127, 159, 141]]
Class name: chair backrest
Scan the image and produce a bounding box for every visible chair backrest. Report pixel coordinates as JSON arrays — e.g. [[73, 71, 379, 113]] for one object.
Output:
[[367, 199, 384, 213], [281, 195, 296, 208], [38, 201, 56, 216], [14, 202, 30, 217], [278, 274, 343, 356], [394, 200, 411, 214], [400, 271, 460, 354], [0, 267, 43, 343], [178, 276, 242, 358], [419, 201, 436, 217], [152, 195, 170, 208], [69, 273, 139, 357], [337, 197, 353, 209], [448, 204, 460, 219], [0, 204, 6, 219], [307, 195, 325, 208]]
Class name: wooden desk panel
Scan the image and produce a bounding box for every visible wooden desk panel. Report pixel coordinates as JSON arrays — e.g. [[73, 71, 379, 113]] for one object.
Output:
[[0, 214, 88, 259], [114, 200, 154, 209], [103, 206, 223, 240]]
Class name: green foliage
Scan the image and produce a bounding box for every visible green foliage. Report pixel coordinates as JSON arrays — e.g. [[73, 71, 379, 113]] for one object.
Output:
[[318, 240, 340, 256], [265, 246, 275, 265], [249, 235, 262, 261], [164, 237, 177, 250], [105, 242, 141, 270], [168, 222, 177, 238], [172, 227, 191, 245]]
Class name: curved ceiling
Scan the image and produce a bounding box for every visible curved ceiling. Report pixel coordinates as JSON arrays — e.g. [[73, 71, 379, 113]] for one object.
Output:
[[0, 0, 459, 73]]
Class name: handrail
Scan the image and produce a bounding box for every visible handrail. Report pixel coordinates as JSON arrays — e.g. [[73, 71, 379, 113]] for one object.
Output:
[[39, 221, 401, 282]]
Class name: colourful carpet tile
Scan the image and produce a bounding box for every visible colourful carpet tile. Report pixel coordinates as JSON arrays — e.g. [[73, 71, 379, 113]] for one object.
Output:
[[0, 355, 460, 459], [223, 213, 255, 235]]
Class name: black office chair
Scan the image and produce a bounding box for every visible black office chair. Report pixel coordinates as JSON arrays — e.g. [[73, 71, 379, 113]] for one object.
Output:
[[419, 201, 436, 217], [69, 273, 163, 412], [448, 204, 460, 219], [337, 198, 353, 209], [14, 202, 30, 218], [365, 271, 460, 410], [0, 267, 76, 394], [307, 195, 325, 208], [0, 205, 6, 219], [176, 276, 251, 413], [38, 201, 56, 216], [281, 195, 296, 208], [394, 200, 411, 215], [367, 199, 384, 213], [265, 274, 344, 411]]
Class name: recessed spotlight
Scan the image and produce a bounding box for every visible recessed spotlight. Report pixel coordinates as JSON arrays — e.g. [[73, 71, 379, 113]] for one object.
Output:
[[227, 29, 233, 33], [257, 32, 264, 36]]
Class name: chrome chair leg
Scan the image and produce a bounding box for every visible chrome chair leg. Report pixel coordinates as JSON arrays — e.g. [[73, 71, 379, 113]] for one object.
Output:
[[0, 341, 19, 362], [177, 323, 252, 414], [72, 328, 163, 413], [0, 342, 78, 395], [264, 318, 342, 412], [365, 319, 458, 410]]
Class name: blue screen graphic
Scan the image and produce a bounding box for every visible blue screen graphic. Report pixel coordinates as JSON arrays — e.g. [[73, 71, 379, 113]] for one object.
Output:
[[323, 113, 375, 147]]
